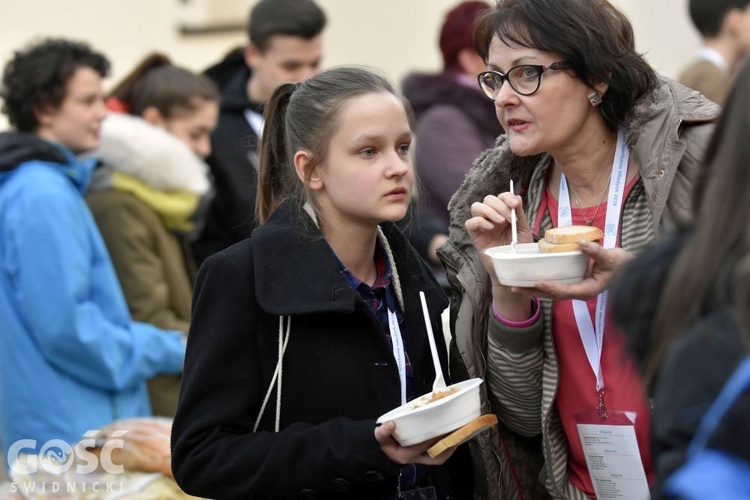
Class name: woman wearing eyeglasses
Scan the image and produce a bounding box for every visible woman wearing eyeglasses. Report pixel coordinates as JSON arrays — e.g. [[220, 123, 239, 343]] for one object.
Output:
[[438, 0, 720, 498]]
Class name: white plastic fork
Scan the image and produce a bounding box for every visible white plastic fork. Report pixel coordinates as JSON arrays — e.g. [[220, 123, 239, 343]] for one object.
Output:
[[419, 291, 447, 391], [510, 179, 518, 253]]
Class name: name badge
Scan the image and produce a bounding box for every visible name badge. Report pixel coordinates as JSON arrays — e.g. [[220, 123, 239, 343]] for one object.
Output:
[[575, 410, 650, 500]]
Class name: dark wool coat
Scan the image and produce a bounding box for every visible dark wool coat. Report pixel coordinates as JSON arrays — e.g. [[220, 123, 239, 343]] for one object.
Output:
[[192, 58, 262, 267], [172, 200, 472, 499]]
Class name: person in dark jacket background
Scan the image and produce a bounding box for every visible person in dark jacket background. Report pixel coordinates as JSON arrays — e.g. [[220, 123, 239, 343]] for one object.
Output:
[[402, 1, 503, 230], [611, 56, 750, 497], [196, 0, 447, 276], [171, 66, 472, 499], [191, 0, 326, 266], [677, 0, 750, 106]]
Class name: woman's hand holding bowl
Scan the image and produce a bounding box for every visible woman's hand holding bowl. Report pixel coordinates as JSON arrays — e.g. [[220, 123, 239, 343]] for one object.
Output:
[[523, 241, 634, 301], [466, 192, 537, 320], [465, 192, 533, 284]]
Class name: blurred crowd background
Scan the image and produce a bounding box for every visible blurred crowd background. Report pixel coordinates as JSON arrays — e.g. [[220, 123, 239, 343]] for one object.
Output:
[[0, 0, 699, 131], [4, 0, 748, 497]]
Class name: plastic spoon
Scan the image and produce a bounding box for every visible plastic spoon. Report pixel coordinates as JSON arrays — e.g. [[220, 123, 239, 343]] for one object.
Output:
[[419, 291, 447, 392], [510, 179, 518, 253]]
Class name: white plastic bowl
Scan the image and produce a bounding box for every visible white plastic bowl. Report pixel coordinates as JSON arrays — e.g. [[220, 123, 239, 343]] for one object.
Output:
[[485, 243, 589, 287], [376, 378, 483, 446]]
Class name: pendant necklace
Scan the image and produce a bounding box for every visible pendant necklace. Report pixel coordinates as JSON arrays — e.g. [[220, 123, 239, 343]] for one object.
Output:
[[568, 177, 611, 226]]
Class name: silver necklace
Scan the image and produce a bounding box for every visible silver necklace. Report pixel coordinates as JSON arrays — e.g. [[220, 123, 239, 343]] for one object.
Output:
[[568, 177, 611, 226]]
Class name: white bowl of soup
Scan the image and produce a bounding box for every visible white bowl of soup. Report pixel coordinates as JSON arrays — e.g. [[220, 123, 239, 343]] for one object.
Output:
[[484, 243, 589, 287], [376, 378, 483, 446]]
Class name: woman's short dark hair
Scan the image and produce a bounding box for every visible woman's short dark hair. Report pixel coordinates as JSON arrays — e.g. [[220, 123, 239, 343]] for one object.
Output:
[[474, 0, 657, 131], [1, 38, 110, 132]]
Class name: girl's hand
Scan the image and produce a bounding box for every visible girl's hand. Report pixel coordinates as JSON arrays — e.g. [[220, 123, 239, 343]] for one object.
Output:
[[374, 421, 456, 466], [519, 241, 634, 301], [465, 192, 533, 284]]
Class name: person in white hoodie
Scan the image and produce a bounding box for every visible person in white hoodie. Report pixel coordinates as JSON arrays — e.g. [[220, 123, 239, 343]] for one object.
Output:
[[87, 55, 219, 416]]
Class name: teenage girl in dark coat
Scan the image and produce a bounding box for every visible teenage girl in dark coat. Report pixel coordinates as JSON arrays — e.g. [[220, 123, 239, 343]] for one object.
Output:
[[171, 67, 472, 499]]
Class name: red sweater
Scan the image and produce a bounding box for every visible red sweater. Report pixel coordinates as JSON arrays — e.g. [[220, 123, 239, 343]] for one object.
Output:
[[538, 177, 654, 497]]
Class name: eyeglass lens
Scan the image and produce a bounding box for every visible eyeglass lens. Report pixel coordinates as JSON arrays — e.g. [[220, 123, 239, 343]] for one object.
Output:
[[479, 65, 542, 98]]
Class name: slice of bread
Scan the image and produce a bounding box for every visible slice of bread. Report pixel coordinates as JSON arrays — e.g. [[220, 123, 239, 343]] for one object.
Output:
[[544, 225, 604, 245], [427, 414, 498, 458], [538, 238, 582, 254]]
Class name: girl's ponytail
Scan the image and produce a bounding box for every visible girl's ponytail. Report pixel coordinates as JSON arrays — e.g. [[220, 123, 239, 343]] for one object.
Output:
[[108, 53, 218, 118], [107, 53, 172, 112], [256, 83, 296, 224]]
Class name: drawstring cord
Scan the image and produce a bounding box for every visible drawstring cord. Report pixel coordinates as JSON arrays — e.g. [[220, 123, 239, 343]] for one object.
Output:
[[253, 315, 291, 432]]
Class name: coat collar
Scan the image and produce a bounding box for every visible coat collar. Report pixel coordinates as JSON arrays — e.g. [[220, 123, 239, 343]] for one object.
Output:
[[0, 132, 97, 193], [0, 132, 66, 172], [219, 66, 264, 114], [251, 199, 448, 317], [95, 113, 211, 195]]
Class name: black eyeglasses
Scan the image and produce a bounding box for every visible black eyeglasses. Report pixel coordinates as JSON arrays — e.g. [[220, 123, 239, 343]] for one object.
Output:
[[477, 61, 570, 99]]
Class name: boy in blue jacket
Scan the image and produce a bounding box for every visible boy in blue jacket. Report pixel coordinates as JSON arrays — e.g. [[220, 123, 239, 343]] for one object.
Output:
[[0, 38, 185, 465]]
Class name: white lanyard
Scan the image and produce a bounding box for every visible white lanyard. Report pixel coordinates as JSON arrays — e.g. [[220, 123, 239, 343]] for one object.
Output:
[[244, 108, 265, 139], [387, 308, 407, 405], [558, 126, 629, 393]]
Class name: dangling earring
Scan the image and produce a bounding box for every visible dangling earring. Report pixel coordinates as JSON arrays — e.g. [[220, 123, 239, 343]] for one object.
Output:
[[588, 92, 603, 107]]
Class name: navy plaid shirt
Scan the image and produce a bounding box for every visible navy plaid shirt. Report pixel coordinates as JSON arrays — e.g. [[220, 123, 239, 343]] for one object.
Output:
[[337, 242, 426, 489], [338, 244, 414, 391]]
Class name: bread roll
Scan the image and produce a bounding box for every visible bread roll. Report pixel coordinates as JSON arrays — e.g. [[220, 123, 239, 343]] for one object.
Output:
[[427, 414, 498, 458], [543, 225, 604, 244], [538, 238, 582, 253]]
